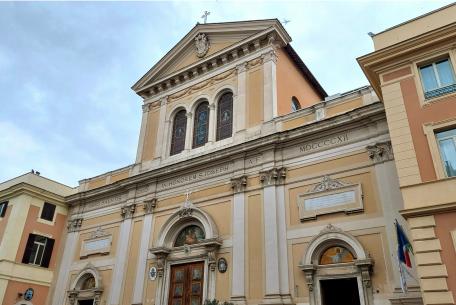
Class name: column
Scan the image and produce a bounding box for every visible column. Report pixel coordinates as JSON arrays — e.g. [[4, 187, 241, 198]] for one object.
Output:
[[259, 167, 287, 303], [262, 49, 278, 122], [208, 103, 216, 143], [184, 112, 193, 151], [230, 176, 247, 304], [132, 199, 157, 305], [109, 203, 136, 305], [51, 217, 83, 305], [235, 63, 247, 133], [161, 119, 171, 159], [154, 97, 168, 159]]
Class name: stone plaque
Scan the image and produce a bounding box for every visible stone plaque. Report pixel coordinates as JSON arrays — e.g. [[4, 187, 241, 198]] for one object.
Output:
[[297, 176, 363, 221], [304, 190, 355, 211], [84, 238, 111, 252]]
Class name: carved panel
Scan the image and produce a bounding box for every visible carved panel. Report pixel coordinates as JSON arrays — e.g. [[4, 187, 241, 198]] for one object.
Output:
[[298, 176, 363, 221]]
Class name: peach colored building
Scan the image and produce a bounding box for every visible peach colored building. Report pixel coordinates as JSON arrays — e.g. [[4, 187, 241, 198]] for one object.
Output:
[[0, 172, 75, 305], [2, 6, 456, 305], [359, 3, 456, 305]]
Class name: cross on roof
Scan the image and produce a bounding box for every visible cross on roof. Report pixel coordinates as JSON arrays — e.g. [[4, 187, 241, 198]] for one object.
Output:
[[201, 11, 210, 24]]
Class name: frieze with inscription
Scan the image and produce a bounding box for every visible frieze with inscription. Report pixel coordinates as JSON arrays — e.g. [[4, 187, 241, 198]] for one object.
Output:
[[84, 194, 127, 212], [158, 163, 234, 190], [299, 133, 349, 154]]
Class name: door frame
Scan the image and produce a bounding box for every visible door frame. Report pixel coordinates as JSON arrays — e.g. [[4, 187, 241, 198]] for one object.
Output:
[[163, 258, 210, 305]]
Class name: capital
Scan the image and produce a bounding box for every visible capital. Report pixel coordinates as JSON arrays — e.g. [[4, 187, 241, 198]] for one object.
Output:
[[67, 217, 83, 232], [259, 167, 286, 187], [144, 198, 157, 214], [121, 203, 136, 219], [366, 141, 393, 163], [231, 175, 247, 193]]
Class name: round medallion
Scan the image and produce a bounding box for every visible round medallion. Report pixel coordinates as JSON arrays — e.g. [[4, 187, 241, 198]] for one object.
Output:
[[24, 288, 34, 301], [195, 33, 210, 58], [217, 257, 228, 273], [149, 266, 157, 280]]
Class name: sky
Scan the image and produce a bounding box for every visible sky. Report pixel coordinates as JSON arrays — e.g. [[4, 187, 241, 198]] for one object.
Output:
[[0, 0, 453, 187]]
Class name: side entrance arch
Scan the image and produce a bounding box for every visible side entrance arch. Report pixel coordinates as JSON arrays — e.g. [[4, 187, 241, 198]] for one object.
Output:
[[299, 224, 374, 305]]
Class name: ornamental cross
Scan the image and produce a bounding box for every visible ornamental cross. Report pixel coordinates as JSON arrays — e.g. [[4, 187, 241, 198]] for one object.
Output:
[[201, 11, 210, 24]]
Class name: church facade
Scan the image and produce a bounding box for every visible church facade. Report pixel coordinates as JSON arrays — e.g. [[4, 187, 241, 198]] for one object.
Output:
[[1, 5, 456, 305], [48, 19, 417, 305]]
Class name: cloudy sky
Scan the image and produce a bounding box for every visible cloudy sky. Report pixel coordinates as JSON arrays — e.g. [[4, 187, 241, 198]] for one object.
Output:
[[0, 0, 452, 187]]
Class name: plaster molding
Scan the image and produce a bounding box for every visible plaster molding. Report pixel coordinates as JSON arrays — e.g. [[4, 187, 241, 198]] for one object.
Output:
[[143, 198, 157, 214], [366, 141, 394, 163], [68, 217, 83, 232], [120, 203, 136, 219], [231, 175, 247, 193], [259, 167, 287, 186]]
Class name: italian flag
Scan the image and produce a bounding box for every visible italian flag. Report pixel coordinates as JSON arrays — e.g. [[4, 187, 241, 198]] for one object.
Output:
[[396, 220, 414, 268]]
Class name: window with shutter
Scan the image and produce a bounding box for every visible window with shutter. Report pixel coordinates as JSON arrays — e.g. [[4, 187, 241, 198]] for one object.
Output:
[[22, 234, 54, 267], [41, 202, 56, 221]]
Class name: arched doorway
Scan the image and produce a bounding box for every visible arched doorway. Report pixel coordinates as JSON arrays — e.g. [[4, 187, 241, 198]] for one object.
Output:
[[299, 224, 374, 305], [67, 264, 103, 305], [150, 199, 221, 305]]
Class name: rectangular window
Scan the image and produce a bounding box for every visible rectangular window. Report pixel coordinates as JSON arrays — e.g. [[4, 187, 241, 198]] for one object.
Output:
[[419, 58, 456, 99], [0, 201, 8, 217], [40, 202, 56, 221], [22, 234, 55, 268], [436, 128, 456, 177]]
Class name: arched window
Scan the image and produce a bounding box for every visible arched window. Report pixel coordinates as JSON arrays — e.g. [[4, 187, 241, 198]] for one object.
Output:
[[291, 96, 301, 112], [216, 92, 233, 141], [81, 275, 96, 290], [319, 246, 355, 265], [170, 109, 187, 156], [174, 225, 206, 247], [193, 101, 210, 148]]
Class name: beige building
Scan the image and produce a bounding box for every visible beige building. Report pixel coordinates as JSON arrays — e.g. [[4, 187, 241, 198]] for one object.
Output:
[[359, 3, 456, 305], [0, 172, 75, 305], [45, 19, 419, 305]]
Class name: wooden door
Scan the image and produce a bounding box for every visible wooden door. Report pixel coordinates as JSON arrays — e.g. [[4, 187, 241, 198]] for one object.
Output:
[[168, 262, 205, 305]]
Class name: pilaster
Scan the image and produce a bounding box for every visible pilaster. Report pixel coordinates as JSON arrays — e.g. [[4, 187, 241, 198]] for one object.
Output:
[[262, 45, 278, 122], [109, 203, 136, 305], [135, 103, 151, 163], [51, 217, 83, 305], [208, 103, 216, 143], [132, 198, 157, 305], [230, 176, 248, 304], [235, 63, 247, 133], [154, 96, 168, 159], [259, 167, 288, 304], [184, 112, 193, 151]]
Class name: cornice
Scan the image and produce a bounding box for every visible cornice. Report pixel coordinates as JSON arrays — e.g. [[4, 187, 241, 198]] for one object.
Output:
[[358, 22, 456, 100], [132, 19, 290, 93], [0, 182, 67, 205], [134, 28, 285, 99], [66, 102, 386, 205]]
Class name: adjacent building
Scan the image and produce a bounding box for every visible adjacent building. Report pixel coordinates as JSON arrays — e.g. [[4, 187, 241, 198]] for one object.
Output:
[[0, 172, 75, 305], [359, 4, 456, 305]]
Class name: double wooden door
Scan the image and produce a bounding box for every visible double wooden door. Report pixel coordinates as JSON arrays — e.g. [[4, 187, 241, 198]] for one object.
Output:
[[168, 262, 205, 305]]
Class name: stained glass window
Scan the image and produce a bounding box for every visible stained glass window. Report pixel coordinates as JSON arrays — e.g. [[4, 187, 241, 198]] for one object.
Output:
[[174, 225, 206, 247], [319, 246, 355, 265], [170, 109, 187, 156], [216, 92, 233, 141], [192, 102, 209, 148]]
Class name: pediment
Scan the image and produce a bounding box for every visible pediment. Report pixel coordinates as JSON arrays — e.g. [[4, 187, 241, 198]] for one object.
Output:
[[132, 19, 291, 93]]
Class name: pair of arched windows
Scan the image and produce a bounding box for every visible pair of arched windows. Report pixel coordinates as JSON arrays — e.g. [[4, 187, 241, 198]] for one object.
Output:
[[170, 92, 233, 156]]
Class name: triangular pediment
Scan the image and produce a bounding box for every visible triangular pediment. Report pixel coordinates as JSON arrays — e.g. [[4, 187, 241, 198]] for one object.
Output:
[[132, 19, 291, 93]]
